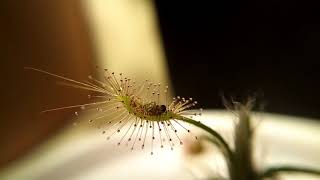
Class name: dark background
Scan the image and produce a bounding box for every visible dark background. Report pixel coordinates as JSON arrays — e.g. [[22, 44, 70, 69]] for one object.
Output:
[[155, 1, 320, 119]]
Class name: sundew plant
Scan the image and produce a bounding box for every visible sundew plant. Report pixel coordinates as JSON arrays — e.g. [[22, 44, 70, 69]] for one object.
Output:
[[25, 67, 320, 180]]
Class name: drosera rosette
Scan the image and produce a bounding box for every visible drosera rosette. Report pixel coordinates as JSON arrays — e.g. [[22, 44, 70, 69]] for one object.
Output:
[[25, 67, 320, 179], [24, 67, 207, 155]]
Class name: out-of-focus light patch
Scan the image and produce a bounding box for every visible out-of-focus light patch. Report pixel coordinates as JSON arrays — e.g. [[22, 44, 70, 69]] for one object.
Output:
[[254, 112, 320, 171], [73, 147, 190, 180], [279, 174, 320, 180], [0, 111, 319, 180], [81, 0, 172, 96]]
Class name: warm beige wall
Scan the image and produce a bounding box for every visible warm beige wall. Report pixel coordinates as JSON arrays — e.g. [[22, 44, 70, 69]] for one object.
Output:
[[81, 0, 173, 96]]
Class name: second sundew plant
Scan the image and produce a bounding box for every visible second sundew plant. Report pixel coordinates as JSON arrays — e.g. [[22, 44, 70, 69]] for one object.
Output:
[[25, 67, 320, 180]]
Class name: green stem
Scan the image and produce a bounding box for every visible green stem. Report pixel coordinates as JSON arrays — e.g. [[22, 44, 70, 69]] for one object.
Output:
[[260, 166, 320, 178], [176, 116, 233, 161]]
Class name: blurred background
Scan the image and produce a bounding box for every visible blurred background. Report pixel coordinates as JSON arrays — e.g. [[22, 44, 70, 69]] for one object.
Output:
[[156, 1, 320, 118], [0, 0, 320, 179]]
